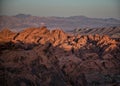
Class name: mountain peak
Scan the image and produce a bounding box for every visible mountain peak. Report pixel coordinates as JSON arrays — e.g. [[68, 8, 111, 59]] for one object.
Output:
[[14, 14, 31, 18], [0, 28, 16, 42], [68, 15, 88, 19], [0, 27, 120, 86], [0, 28, 13, 34]]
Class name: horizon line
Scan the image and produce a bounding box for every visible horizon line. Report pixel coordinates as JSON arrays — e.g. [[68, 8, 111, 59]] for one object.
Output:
[[0, 13, 120, 19]]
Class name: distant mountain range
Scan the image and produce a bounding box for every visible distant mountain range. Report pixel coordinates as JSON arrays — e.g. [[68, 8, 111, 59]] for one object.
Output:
[[71, 27, 120, 38], [0, 14, 120, 31]]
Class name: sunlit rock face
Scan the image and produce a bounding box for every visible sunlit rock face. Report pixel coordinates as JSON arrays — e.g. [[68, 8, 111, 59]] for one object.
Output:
[[0, 27, 120, 86]]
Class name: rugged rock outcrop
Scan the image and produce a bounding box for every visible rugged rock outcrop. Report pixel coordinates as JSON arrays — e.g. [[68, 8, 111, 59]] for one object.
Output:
[[0, 28, 16, 42], [0, 27, 120, 86]]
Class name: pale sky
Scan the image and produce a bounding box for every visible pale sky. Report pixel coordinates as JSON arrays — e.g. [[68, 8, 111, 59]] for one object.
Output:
[[0, 0, 120, 18]]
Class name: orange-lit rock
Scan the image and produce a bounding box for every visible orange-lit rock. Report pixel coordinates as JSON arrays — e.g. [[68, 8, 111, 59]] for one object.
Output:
[[0, 27, 120, 86]]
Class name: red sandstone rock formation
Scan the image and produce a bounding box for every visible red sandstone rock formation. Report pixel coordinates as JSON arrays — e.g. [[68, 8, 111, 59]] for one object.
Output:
[[0, 27, 120, 86]]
